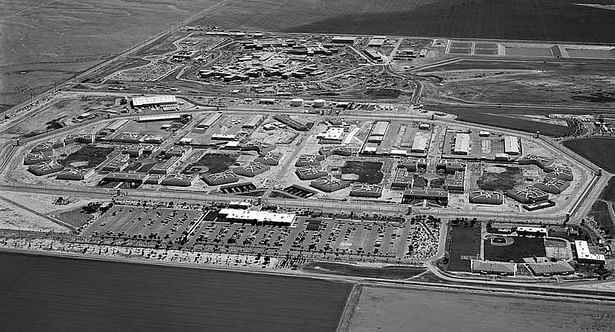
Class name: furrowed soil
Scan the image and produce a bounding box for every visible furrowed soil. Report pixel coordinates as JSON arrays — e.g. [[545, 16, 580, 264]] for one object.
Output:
[[0, 251, 351, 332], [349, 286, 615, 332]]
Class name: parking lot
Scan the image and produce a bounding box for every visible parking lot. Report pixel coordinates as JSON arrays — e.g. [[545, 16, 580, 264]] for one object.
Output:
[[80, 202, 441, 263]]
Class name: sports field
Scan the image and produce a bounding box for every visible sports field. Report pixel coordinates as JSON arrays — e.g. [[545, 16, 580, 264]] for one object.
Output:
[[0, 251, 351, 332], [349, 286, 615, 332]]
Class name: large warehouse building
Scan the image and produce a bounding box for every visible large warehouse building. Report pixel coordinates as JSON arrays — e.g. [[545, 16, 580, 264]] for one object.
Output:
[[504, 136, 520, 155], [411, 133, 429, 153], [453, 133, 470, 155]]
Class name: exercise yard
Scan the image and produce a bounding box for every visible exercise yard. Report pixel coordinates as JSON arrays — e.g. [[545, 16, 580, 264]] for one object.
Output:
[[341, 161, 383, 184], [477, 166, 524, 191], [183, 153, 238, 174]]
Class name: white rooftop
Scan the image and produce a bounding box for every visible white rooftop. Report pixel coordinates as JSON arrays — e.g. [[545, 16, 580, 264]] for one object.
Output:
[[219, 208, 296, 225]]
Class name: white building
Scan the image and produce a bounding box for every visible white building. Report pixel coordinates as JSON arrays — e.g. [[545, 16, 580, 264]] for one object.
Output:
[[218, 208, 296, 226], [504, 136, 520, 155], [131, 95, 177, 107], [317, 127, 344, 143], [454, 133, 470, 154], [574, 240, 606, 264], [411, 133, 429, 153]]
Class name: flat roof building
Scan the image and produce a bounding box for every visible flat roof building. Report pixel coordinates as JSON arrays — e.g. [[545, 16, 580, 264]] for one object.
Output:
[[453, 133, 470, 155], [411, 133, 429, 153], [132, 95, 177, 107], [574, 240, 606, 264], [504, 136, 520, 155], [371, 121, 390, 137], [218, 208, 296, 226]]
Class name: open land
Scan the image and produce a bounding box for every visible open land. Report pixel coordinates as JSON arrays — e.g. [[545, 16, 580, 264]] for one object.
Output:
[[349, 286, 615, 332]]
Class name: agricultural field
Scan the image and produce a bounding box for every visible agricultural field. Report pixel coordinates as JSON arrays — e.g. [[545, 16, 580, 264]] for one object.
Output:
[[563, 137, 615, 173], [349, 286, 615, 332], [0, 252, 351, 332]]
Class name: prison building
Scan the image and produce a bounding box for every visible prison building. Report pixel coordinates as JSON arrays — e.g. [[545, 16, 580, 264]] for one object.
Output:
[[505, 186, 549, 204], [533, 177, 570, 194], [295, 154, 325, 167], [195, 112, 223, 130], [100, 153, 130, 173], [317, 127, 345, 144], [103, 172, 148, 184], [319, 145, 355, 157], [255, 151, 283, 166], [149, 156, 182, 174], [364, 49, 383, 62], [273, 114, 310, 131], [402, 188, 449, 205], [453, 133, 470, 155], [411, 133, 429, 153], [468, 190, 503, 205], [24, 152, 51, 165], [242, 115, 264, 129], [331, 36, 357, 44], [295, 166, 328, 181], [370, 121, 390, 137], [443, 171, 465, 192], [391, 167, 414, 190], [504, 136, 521, 155], [518, 154, 554, 169], [28, 161, 64, 176], [350, 183, 383, 198], [471, 260, 516, 275], [202, 171, 240, 186], [310, 176, 350, 193], [544, 166, 574, 181], [56, 168, 95, 181], [574, 240, 606, 264], [160, 174, 197, 187], [527, 262, 574, 276], [136, 114, 182, 122], [233, 162, 270, 177]]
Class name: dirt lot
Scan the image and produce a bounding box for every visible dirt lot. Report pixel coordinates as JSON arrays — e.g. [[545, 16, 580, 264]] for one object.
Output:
[[349, 286, 615, 332]]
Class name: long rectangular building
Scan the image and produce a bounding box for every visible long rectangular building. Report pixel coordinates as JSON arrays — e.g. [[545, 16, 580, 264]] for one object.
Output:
[[132, 95, 177, 107], [453, 133, 470, 155], [218, 208, 296, 226]]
